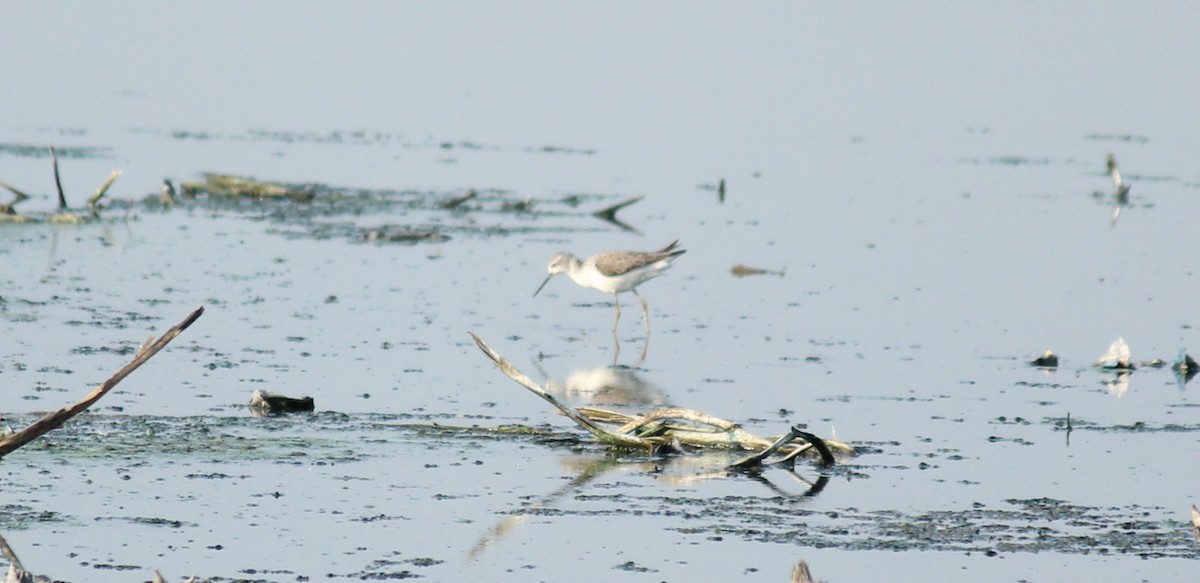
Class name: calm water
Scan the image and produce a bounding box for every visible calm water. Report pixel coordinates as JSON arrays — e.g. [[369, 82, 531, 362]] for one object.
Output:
[[2, 3, 1199, 581]]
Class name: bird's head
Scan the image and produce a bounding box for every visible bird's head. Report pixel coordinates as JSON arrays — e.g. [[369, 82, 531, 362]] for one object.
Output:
[[534, 252, 574, 296]]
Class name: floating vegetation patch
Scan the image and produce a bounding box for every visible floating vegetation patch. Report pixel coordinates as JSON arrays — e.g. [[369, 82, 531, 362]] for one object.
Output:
[[1048, 416, 1200, 433], [180, 173, 314, 202], [1121, 173, 1180, 182], [1, 411, 588, 462], [0, 143, 112, 159], [0, 505, 65, 529], [130, 126, 595, 156], [128, 174, 632, 243], [1, 146, 637, 239], [955, 156, 1056, 167], [327, 556, 444, 580], [1085, 133, 1151, 143]]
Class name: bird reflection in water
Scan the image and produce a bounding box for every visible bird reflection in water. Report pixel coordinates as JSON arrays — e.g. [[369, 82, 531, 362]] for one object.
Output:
[[544, 365, 670, 409]]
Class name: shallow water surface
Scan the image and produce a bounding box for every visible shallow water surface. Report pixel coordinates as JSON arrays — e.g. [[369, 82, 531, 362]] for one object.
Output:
[[3, 3, 1200, 582]]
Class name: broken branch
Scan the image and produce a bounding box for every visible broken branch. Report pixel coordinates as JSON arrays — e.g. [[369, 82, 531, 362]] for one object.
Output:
[[88, 170, 122, 209], [0, 306, 205, 459]]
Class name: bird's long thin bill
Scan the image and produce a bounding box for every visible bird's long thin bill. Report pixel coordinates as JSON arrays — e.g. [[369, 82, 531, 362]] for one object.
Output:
[[533, 275, 554, 297]]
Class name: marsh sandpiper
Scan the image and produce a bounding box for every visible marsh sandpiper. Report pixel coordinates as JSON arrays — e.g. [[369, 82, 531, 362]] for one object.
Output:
[[534, 240, 685, 333]]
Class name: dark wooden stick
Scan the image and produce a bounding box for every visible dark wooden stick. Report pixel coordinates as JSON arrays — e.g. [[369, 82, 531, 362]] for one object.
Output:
[[50, 145, 67, 209], [0, 306, 204, 459]]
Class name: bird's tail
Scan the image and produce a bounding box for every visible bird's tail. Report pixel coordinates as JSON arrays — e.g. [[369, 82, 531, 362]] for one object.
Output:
[[660, 240, 686, 257]]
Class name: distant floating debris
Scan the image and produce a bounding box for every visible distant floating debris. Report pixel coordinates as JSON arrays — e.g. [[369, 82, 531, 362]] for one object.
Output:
[[181, 173, 314, 202], [731, 264, 785, 278], [1106, 153, 1122, 189], [249, 390, 315, 416], [440, 189, 477, 210], [1173, 348, 1198, 373], [1173, 348, 1199, 387], [160, 178, 177, 205], [986, 156, 1053, 167], [363, 228, 448, 244], [0, 146, 121, 224], [530, 144, 596, 156], [1029, 350, 1058, 368], [1095, 337, 1134, 370], [1104, 154, 1132, 227], [500, 195, 533, 213], [695, 179, 727, 202], [1085, 133, 1150, 144]]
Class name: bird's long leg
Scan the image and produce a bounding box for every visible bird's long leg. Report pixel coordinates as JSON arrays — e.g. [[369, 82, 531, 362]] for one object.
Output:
[[611, 293, 622, 366], [612, 293, 622, 333], [634, 290, 650, 336]]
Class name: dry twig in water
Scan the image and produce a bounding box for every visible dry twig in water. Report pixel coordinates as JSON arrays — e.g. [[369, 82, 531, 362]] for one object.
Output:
[[0, 180, 31, 213], [88, 170, 122, 210], [0, 306, 204, 459]]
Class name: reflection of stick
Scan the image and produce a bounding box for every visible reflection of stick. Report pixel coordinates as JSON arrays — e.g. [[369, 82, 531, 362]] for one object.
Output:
[[0, 306, 205, 459], [467, 457, 618, 561], [50, 146, 67, 209]]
